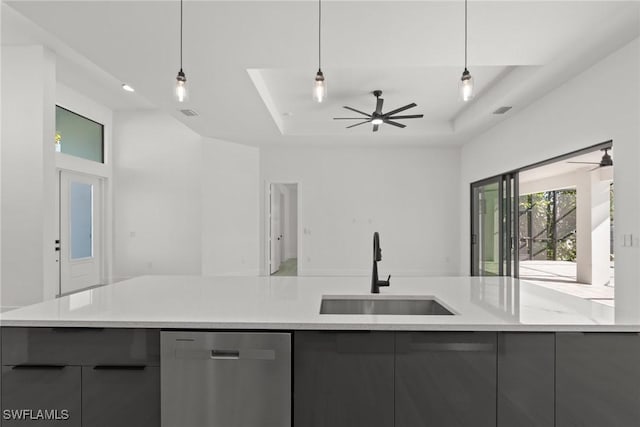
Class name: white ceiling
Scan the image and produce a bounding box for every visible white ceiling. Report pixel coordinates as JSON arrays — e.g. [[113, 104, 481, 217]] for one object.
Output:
[[3, 1, 639, 146]]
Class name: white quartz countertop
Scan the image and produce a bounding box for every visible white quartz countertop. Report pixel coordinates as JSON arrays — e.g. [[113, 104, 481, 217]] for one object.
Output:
[[1, 275, 637, 331]]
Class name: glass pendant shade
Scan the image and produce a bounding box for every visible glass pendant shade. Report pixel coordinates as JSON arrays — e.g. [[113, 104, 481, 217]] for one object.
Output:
[[175, 69, 188, 103], [313, 70, 326, 103], [460, 69, 474, 102]]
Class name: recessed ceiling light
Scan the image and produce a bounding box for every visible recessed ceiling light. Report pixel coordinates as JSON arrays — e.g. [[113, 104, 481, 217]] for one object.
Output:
[[122, 84, 135, 92]]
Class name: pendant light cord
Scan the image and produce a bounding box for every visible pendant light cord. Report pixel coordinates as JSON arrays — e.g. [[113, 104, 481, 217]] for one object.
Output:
[[464, 0, 468, 70], [318, 0, 322, 70], [180, 0, 183, 70]]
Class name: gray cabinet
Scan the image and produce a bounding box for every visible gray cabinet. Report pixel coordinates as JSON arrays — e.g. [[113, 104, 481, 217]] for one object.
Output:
[[556, 332, 640, 427], [395, 332, 497, 427], [497, 332, 554, 427], [1, 327, 160, 427], [1, 365, 81, 426], [294, 332, 394, 427], [82, 366, 160, 427]]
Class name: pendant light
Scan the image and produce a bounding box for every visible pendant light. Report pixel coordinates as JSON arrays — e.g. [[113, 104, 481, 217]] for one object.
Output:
[[175, 0, 188, 102], [313, 0, 326, 103], [459, 0, 474, 102]]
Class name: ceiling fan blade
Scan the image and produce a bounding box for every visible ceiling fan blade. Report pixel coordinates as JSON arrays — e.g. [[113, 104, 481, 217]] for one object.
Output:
[[567, 161, 599, 165], [384, 103, 417, 117], [375, 97, 384, 115], [343, 106, 372, 117], [384, 120, 406, 128], [373, 124, 379, 132], [387, 114, 424, 120], [346, 120, 372, 129], [334, 117, 372, 120], [589, 166, 601, 171]]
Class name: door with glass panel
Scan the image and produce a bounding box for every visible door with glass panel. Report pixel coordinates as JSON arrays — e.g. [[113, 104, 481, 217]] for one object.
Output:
[[471, 174, 518, 277], [59, 171, 103, 295]]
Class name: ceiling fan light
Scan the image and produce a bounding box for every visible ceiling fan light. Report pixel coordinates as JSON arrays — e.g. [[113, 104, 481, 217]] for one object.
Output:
[[460, 69, 474, 102], [313, 69, 326, 103], [371, 118, 383, 125], [175, 69, 188, 103]]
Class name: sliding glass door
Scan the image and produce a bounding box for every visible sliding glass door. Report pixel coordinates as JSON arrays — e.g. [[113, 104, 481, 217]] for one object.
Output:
[[471, 173, 519, 277]]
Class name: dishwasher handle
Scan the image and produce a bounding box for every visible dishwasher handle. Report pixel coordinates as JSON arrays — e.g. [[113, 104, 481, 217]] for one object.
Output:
[[211, 349, 240, 360], [174, 348, 276, 361]]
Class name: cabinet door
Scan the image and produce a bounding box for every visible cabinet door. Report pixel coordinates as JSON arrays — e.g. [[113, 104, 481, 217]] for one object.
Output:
[[395, 332, 497, 427], [82, 366, 160, 427], [556, 333, 640, 427], [497, 333, 554, 427], [294, 332, 394, 427], [1, 365, 81, 426]]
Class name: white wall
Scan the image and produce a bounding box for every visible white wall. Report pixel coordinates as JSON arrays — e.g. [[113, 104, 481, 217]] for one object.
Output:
[[201, 138, 259, 276], [112, 110, 202, 280], [460, 38, 640, 321], [1, 46, 57, 308], [260, 146, 461, 277]]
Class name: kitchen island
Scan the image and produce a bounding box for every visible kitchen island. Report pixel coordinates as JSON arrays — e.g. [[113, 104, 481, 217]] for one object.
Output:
[[0, 275, 632, 330], [1, 275, 639, 427]]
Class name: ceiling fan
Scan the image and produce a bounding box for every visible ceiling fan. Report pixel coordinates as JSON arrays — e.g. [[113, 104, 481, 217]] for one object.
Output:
[[567, 148, 613, 170], [334, 90, 423, 132]]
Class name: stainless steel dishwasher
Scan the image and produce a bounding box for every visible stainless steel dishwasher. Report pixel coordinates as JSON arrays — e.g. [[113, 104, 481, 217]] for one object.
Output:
[[161, 331, 291, 427]]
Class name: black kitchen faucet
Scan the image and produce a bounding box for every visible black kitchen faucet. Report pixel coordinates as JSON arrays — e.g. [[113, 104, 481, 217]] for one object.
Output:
[[371, 232, 391, 293]]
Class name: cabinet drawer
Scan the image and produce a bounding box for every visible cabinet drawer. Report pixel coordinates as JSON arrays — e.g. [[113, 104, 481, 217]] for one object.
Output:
[[2, 328, 160, 366], [1, 365, 81, 426], [82, 366, 160, 427]]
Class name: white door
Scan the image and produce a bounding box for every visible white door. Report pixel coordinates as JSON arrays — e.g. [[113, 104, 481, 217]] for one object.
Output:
[[59, 171, 102, 295], [270, 185, 282, 274]]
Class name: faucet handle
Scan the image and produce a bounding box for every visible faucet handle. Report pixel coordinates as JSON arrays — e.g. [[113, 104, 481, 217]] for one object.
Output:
[[378, 275, 391, 287]]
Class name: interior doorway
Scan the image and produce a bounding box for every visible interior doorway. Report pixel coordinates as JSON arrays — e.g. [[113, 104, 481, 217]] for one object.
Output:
[[58, 170, 104, 295], [269, 183, 298, 276]]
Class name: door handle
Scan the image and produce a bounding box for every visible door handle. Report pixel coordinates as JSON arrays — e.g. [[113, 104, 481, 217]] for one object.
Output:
[[211, 350, 240, 359]]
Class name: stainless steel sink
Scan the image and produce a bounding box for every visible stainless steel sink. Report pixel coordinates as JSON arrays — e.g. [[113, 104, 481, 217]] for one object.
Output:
[[320, 296, 454, 315]]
